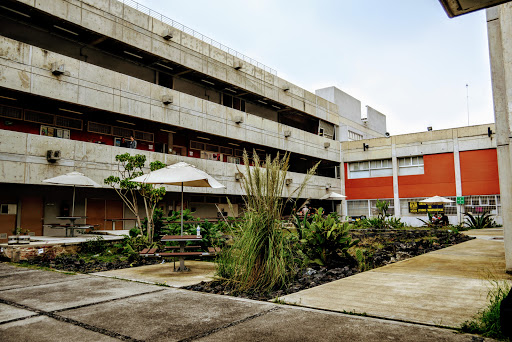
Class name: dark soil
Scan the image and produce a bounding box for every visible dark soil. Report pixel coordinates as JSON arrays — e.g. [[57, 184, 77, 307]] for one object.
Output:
[[183, 229, 474, 301]]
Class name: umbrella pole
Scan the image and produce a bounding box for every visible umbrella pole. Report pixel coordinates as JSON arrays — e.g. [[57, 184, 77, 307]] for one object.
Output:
[[71, 185, 76, 217], [181, 182, 184, 236]]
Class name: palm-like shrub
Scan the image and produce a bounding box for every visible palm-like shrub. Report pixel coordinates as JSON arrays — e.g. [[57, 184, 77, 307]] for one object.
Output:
[[216, 150, 318, 293], [302, 208, 359, 266], [464, 211, 496, 229]]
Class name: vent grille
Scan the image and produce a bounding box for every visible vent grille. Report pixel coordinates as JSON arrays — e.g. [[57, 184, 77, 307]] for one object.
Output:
[[55, 115, 83, 130], [134, 131, 154, 142], [0, 105, 23, 120], [112, 126, 133, 138], [88, 122, 112, 135], [25, 110, 54, 125]]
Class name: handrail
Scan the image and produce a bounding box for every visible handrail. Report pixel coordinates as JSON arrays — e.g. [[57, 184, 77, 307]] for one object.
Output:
[[120, 0, 278, 76]]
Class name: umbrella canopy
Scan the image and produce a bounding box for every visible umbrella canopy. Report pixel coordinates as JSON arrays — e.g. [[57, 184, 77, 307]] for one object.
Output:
[[131, 162, 224, 188], [320, 192, 347, 200], [131, 162, 225, 235], [43, 171, 102, 216], [43, 172, 102, 187], [420, 195, 454, 203]]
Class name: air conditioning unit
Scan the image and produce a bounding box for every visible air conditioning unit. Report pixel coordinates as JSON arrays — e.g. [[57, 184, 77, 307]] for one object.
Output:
[[235, 172, 243, 181], [285, 178, 292, 186], [46, 150, 61, 163], [233, 61, 243, 70], [233, 115, 243, 124], [51, 62, 65, 75], [324, 142, 331, 149], [162, 95, 173, 105], [284, 130, 291, 138], [162, 29, 173, 40]]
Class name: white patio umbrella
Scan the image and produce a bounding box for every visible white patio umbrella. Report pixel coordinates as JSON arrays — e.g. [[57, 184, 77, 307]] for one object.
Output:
[[131, 162, 225, 235], [420, 195, 454, 218], [43, 171, 102, 216], [320, 192, 347, 212], [420, 195, 454, 203]]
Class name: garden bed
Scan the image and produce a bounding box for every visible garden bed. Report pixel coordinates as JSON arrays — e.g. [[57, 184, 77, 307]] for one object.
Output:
[[183, 229, 473, 301]]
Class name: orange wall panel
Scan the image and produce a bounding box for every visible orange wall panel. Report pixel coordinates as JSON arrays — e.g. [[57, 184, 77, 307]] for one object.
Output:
[[460, 149, 500, 195], [344, 164, 394, 200], [398, 153, 456, 198]]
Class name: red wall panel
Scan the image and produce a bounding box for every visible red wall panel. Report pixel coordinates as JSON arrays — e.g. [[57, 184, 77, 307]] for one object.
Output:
[[398, 153, 456, 198], [344, 164, 394, 200], [460, 149, 500, 195]]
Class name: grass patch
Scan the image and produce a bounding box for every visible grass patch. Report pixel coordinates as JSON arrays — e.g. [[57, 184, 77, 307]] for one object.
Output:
[[460, 278, 511, 340], [10, 261, 76, 275]]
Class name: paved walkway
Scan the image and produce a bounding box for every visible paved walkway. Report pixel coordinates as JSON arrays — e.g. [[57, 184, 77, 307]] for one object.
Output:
[[0, 263, 496, 341], [281, 229, 512, 328]]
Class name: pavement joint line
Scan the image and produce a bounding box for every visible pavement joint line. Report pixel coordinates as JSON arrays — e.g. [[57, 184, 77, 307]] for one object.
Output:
[[0, 297, 144, 341], [0, 276, 92, 292], [51, 288, 167, 313], [177, 307, 281, 342], [279, 301, 459, 330]]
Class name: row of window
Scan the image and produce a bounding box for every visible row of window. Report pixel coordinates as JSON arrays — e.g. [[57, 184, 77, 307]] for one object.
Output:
[[347, 195, 501, 217], [348, 156, 424, 179]]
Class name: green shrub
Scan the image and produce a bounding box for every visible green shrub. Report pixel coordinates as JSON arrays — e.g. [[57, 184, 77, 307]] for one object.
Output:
[[80, 236, 109, 254], [216, 150, 318, 293], [301, 208, 359, 266], [464, 212, 496, 229], [461, 279, 511, 339]]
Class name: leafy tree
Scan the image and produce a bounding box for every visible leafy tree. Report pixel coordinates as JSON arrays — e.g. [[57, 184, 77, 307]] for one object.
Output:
[[104, 153, 166, 243]]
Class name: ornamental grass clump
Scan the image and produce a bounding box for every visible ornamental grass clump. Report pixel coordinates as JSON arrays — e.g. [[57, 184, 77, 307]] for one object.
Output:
[[216, 150, 318, 294]]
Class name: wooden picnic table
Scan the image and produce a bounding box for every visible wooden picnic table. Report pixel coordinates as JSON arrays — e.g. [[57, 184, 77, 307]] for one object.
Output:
[[160, 235, 203, 272]]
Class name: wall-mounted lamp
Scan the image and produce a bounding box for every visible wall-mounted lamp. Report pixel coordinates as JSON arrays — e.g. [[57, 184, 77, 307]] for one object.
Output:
[[284, 130, 291, 138], [162, 95, 173, 105], [285, 178, 292, 186], [363, 143, 369, 151], [282, 84, 290, 91], [488, 127, 493, 137], [235, 172, 243, 181], [427, 126, 433, 131], [324, 142, 331, 149]]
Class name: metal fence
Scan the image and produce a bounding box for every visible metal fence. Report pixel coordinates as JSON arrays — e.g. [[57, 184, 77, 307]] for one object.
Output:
[[120, 0, 278, 76]]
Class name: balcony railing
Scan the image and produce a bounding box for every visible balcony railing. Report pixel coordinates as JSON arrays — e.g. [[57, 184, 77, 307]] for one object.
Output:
[[120, 0, 277, 76]]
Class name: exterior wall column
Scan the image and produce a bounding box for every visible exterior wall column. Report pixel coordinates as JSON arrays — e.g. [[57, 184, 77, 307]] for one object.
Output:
[[487, 5, 512, 272], [340, 139, 348, 218], [453, 135, 463, 225], [391, 140, 401, 217]]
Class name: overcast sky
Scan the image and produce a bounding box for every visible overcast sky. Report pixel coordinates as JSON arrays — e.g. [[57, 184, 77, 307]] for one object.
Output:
[[136, 0, 493, 135]]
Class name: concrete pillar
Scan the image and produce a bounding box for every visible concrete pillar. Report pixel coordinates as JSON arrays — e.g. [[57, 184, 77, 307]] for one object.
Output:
[[391, 141, 401, 217], [339, 142, 348, 218], [487, 5, 512, 272], [453, 135, 463, 225]]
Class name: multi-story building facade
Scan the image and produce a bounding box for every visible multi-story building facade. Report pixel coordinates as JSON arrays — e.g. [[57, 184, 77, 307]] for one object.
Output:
[[0, 0, 386, 238], [0, 0, 500, 239], [341, 124, 501, 226]]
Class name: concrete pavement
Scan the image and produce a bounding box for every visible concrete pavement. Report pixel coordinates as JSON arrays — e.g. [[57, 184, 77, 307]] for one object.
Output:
[[0, 262, 495, 342], [281, 229, 512, 328]]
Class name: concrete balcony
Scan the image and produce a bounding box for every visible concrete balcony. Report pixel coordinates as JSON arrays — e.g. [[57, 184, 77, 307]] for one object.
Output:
[[0, 36, 341, 162], [0, 129, 341, 199], [8, 0, 340, 124]]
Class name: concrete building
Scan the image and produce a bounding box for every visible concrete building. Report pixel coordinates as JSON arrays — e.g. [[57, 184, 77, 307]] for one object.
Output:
[[340, 124, 500, 226], [0, 0, 385, 239], [0, 0, 500, 242]]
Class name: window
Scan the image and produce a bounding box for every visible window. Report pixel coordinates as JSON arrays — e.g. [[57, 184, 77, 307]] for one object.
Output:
[[0, 104, 22, 120], [223, 94, 245, 112], [348, 130, 363, 141], [347, 200, 369, 217], [348, 159, 392, 179], [398, 156, 424, 176]]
